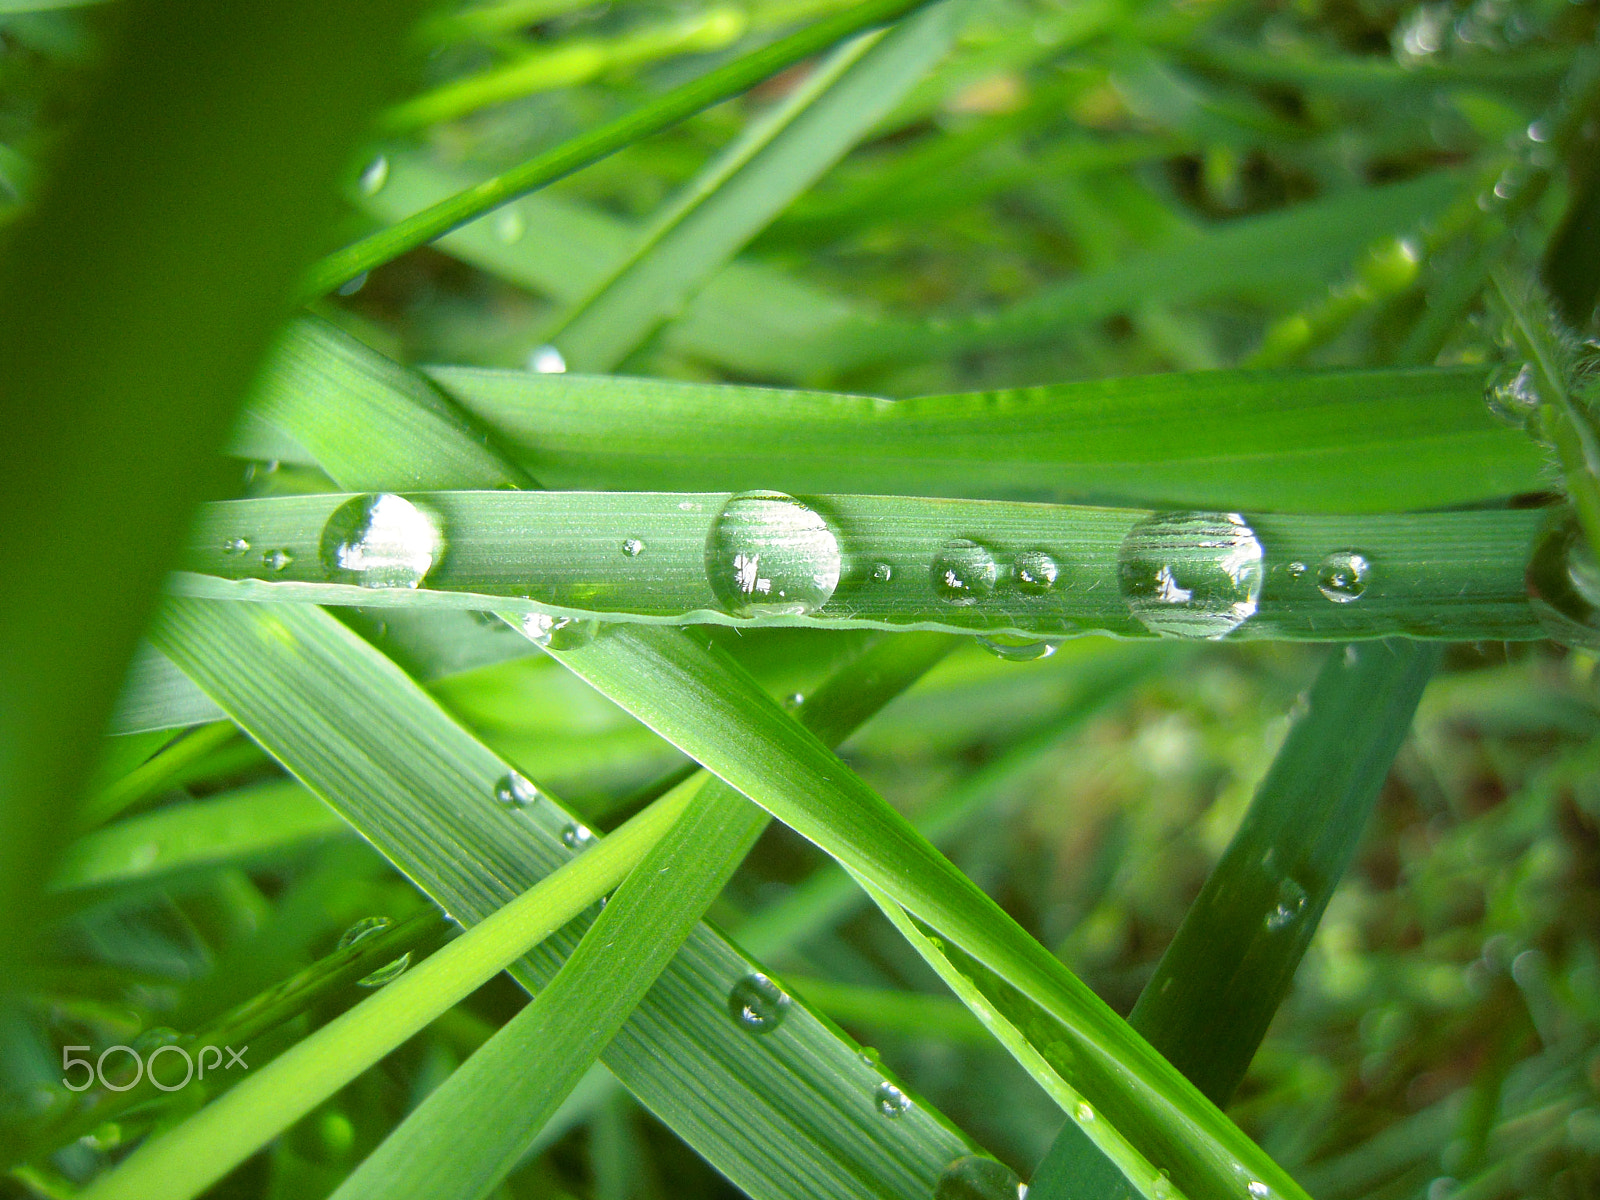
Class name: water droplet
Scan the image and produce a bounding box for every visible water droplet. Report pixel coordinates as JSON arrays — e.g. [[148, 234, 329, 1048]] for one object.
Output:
[[1286, 561, 1306, 578], [1117, 512, 1264, 638], [223, 537, 250, 555], [1012, 550, 1059, 594], [932, 539, 998, 605], [934, 1155, 1027, 1200], [1075, 1101, 1094, 1122], [519, 611, 599, 650], [874, 1082, 912, 1117], [494, 771, 537, 807], [493, 208, 526, 244], [1484, 361, 1539, 427], [561, 822, 595, 850], [336, 271, 368, 297], [977, 634, 1059, 662], [705, 491, 842, 618], [1152, 1174, 1173, 1200], [858, 1046, 881, 1066], [82, 1122, 122, 1153], [358, 155, 389, 196], [871, 561, 893, 583], [1316, 551, 1370, 603], [528, 345, 567, 374], [337, 916, 412, 987], [1526, 516, 1600, 649], [1248, 1183, 1271, 1200], [320, 493, 443, 589], [784, 692, 805, 709], [727, 972, 791, 1033], [1265, 877, 1308, 931], [622, 538, 645, 558], [264, 548, 294, 572]]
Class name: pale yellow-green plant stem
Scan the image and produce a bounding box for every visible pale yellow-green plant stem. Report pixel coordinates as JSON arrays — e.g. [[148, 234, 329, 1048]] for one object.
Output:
[[79, 778, 702, 1200]]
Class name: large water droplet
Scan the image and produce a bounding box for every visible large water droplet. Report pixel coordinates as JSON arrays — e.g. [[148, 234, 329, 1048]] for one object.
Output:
[[728, 972, 791, 1033], [934, 1155, 1027, 1200], [1484, 362, 1539, 427], [1265, 877, 1309, 931], [519, 612, 599, 650], [1117, 512, 1264, 638], [494, 771, 537, 807], [932, 539, 998, 605], [1526, 516, 1600, 649], [320, 494, 443, 589], [358, 155, 389, 196], [528, 345, 567, 374], [337, 916, 412, 987], [1316, 551, 1370, 603], [874, 1082, 913, 1117], [1012, 550, 1059, 594], [705, 491, 842, 617], [977, 634, 1059, 662]]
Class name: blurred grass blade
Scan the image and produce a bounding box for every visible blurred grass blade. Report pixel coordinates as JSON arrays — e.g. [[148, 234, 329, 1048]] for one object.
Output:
[[329, 780, 765, 1200], [80, 776, 697, 1200], [52, 779, 344, 892], [1029, 639, 1440, 1198], [0, 0, 429, 985], [75, 721, 238, 830], [300, 0, 940, 297], [432, 362, 1546, 512], [543, 623, 1310, 1200], [179, 488, 1545, 643], [110, 644, 228, 734], [548, 0, 959, 371]]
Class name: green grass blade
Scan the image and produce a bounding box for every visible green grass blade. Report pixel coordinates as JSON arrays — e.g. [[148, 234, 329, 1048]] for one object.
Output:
[[110, 644, 229, 734], [79, 768, 696, 1200], [299, 0, 940, 298], [1029, 639, 1440, 1199], [0, 0, 428, 987], [328, 780, 765, 1200], [542, 622, 1310, 1200], [51, 779, 342, 892], [177, 489, 1545, 643], [432, 363, 1546, 512], [75, 721, 238, 829], [548, 0, 959, 371]]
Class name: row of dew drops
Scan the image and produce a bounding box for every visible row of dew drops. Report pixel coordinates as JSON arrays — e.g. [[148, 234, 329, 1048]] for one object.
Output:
[[232, 490, 1379, 650]]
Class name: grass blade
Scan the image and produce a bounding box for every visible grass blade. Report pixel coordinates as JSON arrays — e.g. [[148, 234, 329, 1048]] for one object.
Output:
[[547, 0, 959, 371], [432, 362, 1546, 512], [300, 0, 940, 297], [178, 488, 1545, 643]]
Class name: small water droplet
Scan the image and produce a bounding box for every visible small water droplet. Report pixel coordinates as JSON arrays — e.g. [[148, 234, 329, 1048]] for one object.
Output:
[[1484, 361, 1540, 427], [977, 634, 1059, 662], [337, 916, 411, 987], [1526, 516, 1600, 649], [494, 771, 537, 807], [320, 493, 443, 589], [264, 548, 294, 572], [223, 537, 251, 555], [932, 539, 998, 605], [858, 1046, 881, 1067], [1265, 877, 1309, 931], [1286, 561, 1306, 578], [727, 972, 791, 1033], [1074, 1101, 1094, 1122], [1117, 512, 1264, 638], [874, 1082, 912, 1117], [784, 692, 805, 709], [1248, 1182, 1271, 1200], [871, 561, 893, 583], [705, 491, 842, 618], [336, 271, 368, 297], [561, 822, 595, 850], [358, 155, 389, 196], [528, 345, 567, 374], [519, 611, 599, 650], [82, 1122, 122, 1153], [934, 1155, 1026, 1200], [493, 208, 526, 244], [1316, 551, 1370, 603], [622, 538, 645, 557], [1012, 550, 1059, 594]]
